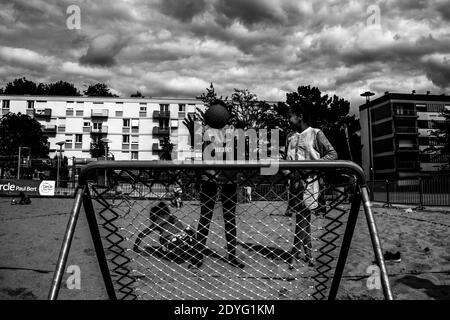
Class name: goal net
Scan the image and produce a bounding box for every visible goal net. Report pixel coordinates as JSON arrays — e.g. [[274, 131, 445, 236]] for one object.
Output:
[[49, 160, 392, 300]]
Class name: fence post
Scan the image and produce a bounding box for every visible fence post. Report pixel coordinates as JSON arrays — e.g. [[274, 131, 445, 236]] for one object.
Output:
[[417, 177, 424, 210], [383, 179, 390, 207]]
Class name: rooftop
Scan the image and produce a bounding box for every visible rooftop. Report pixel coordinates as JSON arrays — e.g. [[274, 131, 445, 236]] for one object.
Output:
[[359, 92, 450, 111]]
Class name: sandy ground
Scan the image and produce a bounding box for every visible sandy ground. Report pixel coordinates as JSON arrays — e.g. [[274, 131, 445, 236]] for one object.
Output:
[[0, 197, 449, 300]]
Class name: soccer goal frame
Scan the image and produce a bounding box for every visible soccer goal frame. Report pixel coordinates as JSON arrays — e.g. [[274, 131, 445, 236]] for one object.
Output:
[[48, 160, 393, 300]]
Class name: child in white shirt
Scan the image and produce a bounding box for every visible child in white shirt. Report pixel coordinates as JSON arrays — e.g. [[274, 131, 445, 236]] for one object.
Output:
[[285, 105, 337, 267]]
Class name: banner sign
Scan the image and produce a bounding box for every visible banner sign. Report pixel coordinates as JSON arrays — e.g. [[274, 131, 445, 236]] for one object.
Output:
[[0, 179, 56, 196]]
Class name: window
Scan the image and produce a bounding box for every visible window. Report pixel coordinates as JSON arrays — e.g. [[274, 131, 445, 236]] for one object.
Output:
[[2, 100, 10, 109], [131, 135, 139, 144], [75, 134, 83, 143], [66, 108, 74, 116], [159, 119, 169, 128], [178, 104, 185, 112], [417, 120, 429, 129], [372, 121, 393, 138], [140, 106, 147, 112], [427, 104, 444, 112], [83, 122, 90, 127], [65, 135, 73, 149], [371, 103, 391, 122], [123, 135, 130, 143], [160, 104, 169, 112], [27, 100, 34, 109], [416, 104, 426, 112], [131, 119, 139, 127], [93, 122, 102, 130], [123, 119, 130, 127], [131, 151, 139, 160]]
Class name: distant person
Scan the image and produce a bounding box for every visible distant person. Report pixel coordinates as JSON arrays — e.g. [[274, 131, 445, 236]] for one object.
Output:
[[284, 104, 337, 268], [12, 192, 31, 205], [243, 186, 252, 202]]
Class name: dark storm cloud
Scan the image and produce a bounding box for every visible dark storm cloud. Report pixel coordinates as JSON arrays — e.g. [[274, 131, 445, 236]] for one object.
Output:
[[157, 0, 208, 22], [422, 57, 450, 88], [214, 0, 285, 27], [79, 34, 127, 67], [212, 0, 305, 29], [1, 0, 449, 108], [436, 2, 450, 21]]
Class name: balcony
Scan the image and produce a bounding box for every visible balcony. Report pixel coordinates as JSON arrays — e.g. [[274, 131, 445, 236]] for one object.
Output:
[[34, 108, 52, 118], [153, 110, 170, 118], [41, 124, 57, 134], [152, 143, 162, 151], [396, 161, 420, 169], [91, 126, 108, 134], [152, 127, 170, 135], [393, 109, 417, 118], [91, 109, 109, 118], [396, 144, 419, 152], [394, 126, 418, 135]]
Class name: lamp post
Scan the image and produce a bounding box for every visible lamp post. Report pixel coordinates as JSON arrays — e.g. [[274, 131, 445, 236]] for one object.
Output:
[[17, 146, 30, 179], [360, 91, 375, 181], [101, 138, 111, 186], [56, 141, 65, 188]]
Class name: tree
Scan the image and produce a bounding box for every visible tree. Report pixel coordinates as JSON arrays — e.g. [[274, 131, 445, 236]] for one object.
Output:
[[1, 78, 81, 96], [0, 113, 49, 157], [160, 137, 174, 160], [3, 77, 38, 95], [84, 83, 118, 97], [45, 81, 81, 96], [130, 91, 143, 97], [282, 85, 361, 163], [89, 139, 108, 159], [228, 89, 278, 130]]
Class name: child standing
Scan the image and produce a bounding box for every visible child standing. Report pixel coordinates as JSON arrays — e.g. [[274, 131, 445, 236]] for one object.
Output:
[[285, 105, 337, 267]]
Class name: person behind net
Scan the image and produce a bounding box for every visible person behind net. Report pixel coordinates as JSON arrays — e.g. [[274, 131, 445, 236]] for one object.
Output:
[[285, 104, 337, 268], [191, 99, 245, 269], [11, 192, 32, 205]]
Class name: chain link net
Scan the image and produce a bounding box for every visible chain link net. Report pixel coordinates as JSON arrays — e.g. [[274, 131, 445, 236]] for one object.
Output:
[[85, 166, 359, 300]]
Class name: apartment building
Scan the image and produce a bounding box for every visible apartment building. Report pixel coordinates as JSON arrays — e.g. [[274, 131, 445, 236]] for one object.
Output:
[[0, 95, 206, 162], [359, 92, 450, 180]]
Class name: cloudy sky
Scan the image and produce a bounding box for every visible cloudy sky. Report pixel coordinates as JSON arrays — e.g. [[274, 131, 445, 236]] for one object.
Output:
[[0, 0, 449, 113]]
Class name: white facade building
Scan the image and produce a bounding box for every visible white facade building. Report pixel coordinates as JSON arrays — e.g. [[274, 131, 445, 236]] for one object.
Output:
[[0, 95, 206, 162]]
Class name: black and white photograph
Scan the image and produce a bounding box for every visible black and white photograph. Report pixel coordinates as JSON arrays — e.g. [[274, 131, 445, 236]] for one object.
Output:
[[0, 0, 449, 305]]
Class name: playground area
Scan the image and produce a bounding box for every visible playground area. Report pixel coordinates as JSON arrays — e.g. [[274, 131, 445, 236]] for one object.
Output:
[[0, 196, 448, 300]]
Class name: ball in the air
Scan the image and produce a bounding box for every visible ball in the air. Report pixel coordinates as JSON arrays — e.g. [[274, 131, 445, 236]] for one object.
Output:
[[204, 104, 230, 129]]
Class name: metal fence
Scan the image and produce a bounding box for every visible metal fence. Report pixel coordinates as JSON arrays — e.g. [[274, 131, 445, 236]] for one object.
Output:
[[368, 175, 450, 207]]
